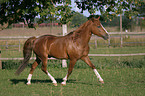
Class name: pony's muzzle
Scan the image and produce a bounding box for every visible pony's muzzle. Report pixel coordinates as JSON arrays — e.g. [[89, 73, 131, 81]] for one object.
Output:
[[103, 33, 109, 40]]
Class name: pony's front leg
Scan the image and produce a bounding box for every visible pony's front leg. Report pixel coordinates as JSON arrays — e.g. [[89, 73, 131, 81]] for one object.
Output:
[[47, 71, 57, 86], [93, 69, 104, 84], [61, 59, 77, 86], [81, 56, 104, 84]]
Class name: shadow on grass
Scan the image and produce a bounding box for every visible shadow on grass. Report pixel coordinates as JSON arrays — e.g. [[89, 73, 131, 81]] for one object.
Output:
[[10, 78, 62, 84], [10, 78, 75, 85], [10, 78, 100, 86]]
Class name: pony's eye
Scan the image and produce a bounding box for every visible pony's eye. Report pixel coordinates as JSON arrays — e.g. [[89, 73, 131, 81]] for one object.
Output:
[[97, 26, 101, 28]]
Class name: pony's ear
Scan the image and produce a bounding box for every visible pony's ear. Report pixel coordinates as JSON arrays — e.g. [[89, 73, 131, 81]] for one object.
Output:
[[91, 17, 95, 22], [97, 16, 100, 20], [91, 16, 100, 22]]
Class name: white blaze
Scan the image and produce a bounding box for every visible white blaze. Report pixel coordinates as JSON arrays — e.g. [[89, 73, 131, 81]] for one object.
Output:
[[101, 24, 108, 34]]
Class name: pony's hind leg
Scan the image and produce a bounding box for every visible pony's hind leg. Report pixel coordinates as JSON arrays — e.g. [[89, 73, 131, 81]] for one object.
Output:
[[41, 57, 57, 86], [27, 58, 41, 85]]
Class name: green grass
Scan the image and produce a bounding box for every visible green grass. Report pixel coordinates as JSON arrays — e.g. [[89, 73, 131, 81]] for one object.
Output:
[[0, 68, 145, 96], [0, 27, 145, 95]]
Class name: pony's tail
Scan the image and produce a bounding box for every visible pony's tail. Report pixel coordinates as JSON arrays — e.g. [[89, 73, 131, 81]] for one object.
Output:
[[15, 37, 36, 75]]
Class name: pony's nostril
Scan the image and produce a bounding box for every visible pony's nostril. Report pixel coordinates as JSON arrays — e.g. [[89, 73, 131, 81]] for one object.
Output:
[[103, 33, 109, 40]]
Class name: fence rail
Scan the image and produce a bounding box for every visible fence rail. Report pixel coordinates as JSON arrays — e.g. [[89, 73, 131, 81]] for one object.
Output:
[[0, 32, 145, 39], [0, 53, 145, 69], [0, 32, 145, 49], [0, 32, 145, 69], [109, 32, 145, 35], [88, 53, 145, 56], [0, 53, 145, 61], [0, 57, 56, 60]]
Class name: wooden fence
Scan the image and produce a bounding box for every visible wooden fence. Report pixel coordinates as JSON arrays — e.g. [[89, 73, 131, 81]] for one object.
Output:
[[0, 32, 145, 69], [0, 32, 145, 49], [0, 52, 145, 69]]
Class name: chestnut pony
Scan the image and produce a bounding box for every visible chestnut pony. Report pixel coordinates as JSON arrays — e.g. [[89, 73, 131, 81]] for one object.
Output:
[[15, 17, 109, 86]]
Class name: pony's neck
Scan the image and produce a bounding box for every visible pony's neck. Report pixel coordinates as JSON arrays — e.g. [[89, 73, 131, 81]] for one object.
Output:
[[81, 20, 92, 44], [73, 20, 92, 45], [73, 25, 92, 46], [80, 25, 92, 44], [75, 20, 91, 32]]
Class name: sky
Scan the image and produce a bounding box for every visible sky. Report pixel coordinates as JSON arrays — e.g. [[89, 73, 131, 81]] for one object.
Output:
[[71, 0, 101, 17]]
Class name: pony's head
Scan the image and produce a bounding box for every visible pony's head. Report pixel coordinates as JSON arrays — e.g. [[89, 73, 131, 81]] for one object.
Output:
[[90, 17, 109, 40]]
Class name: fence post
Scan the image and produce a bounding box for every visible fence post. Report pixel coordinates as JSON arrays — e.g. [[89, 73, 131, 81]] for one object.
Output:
[[120, 14, 123, 47], [62, 24, 67, 68], [19, 40, 21, 52], [6, 41, 8, 49], [108, 37, 111, 47], [0, 49, 2, 69]]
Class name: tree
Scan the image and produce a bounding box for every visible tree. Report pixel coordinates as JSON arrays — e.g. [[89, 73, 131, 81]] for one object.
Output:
[[75, 0, 142, 20], [138, 1, 145, 31], [0, 0, 74, 30], [0, 0, 39, 28], [70, 12, 87, 27], [0, 0, 143, 30], [138, 1, 145, 17]]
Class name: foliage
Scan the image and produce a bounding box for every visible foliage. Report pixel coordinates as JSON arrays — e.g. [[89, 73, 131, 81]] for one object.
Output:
[[70, 12, 87, 27], [0, 0, 38, 27], [0, 0, 143, 30], [137, 2, 145, 29], [88, 14, 134, 31], [122, 16, 132, 30], [75, 0, 142, 20], [2, 60, 22, 69], [101, 16, 132, 30], [57, 4, 74, 24], [0, 0, 74, 29], [138, 1, 145, 17]]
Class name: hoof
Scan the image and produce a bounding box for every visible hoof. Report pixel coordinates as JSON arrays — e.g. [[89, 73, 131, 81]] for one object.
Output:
[[53, 83, 57, 86], [61, 82, 66, 86], [26, 82, 31, 85], [100, 81, 104, 84], [61, 83, 66, 86]]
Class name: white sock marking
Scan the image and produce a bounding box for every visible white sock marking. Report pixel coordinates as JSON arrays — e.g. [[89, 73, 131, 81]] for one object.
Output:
[[47, 71, 57, 84], [27, 74, 32, 84], [93, 69, 103, 81], [61, 74, 68, 85]]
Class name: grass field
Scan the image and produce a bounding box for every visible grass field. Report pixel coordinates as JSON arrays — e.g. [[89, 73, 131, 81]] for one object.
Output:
[[0, 68, 145, 96], [0, 27, 145, 96]]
